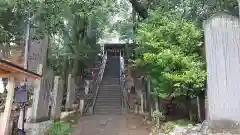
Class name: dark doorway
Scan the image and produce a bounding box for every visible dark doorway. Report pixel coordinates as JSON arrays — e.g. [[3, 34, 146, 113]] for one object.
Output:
[[107, 48, 121, 57]]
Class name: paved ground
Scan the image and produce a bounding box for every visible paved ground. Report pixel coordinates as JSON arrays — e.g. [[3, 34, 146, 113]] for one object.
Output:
[[72, 113, 151, 135]]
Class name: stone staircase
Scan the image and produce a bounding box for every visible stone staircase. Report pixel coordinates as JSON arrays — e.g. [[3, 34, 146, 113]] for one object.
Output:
[[94, 56, 122, 115]]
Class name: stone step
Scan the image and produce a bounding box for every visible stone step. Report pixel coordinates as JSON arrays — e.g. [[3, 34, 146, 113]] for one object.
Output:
[[103, 77, 120, 79], [95, 102, 121, 105], [100, 84, 120, 85], [94, 108, 122, 113], [101, 81, 120, 83], [97, 92, 121, 95], [94, 103, 121, 107], [95, 104, 121, 108], [97, 94, 121, 97], [101, 83, 120, 86], [94, 108, 122, 112], [102, 77, 119, 79], [98, 89, 121, 91], [98, 92, 121, 94], [94, 111, 122, 115], [97, 96, 121, 98], [99, 85, 120, 87], [96, 98, 121, 101], [94, 104, 122, 108], [96, 97, 122, 101], [102, 78, 120, 80], [98, 91, 121, 94], [99, 88, 120, 90], [99, 88, 121, 90]]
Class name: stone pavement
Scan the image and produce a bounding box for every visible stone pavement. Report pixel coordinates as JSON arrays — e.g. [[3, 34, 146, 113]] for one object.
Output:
[[72, 113, 151, 135]]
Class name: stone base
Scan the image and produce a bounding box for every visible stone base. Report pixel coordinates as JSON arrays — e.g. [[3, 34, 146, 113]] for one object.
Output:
[[208, 120, 240, 134], [88, 106, 93, 115], [25, 120, 52, 135]]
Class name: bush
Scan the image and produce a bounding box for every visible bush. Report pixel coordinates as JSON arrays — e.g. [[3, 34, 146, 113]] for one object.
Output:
[[160, 122, 175, 133]]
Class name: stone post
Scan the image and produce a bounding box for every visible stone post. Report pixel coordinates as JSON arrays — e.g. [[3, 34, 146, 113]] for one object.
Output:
[[65, 74, 75, 111], [0, 77, 15, 135], [79, 100, 84, 114], [204, 13, 240, 133], [51, 76, 63, 120], [84, 80, 90, 94], [79, 80, 90, 114]]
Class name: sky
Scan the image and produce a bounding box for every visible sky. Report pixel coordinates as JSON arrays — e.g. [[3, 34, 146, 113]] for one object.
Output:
[[98, 0, 132, 44]]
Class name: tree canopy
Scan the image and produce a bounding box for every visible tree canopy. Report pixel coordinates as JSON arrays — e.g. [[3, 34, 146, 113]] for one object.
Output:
[[0, 0, 118, 76]]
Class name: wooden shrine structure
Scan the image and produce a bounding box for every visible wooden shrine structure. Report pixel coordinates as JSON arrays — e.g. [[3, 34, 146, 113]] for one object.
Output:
[[104, 43, 126, 57], [0, 58, 41, 135]]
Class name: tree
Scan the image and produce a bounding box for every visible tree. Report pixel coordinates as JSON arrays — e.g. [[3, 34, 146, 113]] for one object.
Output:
[[134, 8, 206, 120]]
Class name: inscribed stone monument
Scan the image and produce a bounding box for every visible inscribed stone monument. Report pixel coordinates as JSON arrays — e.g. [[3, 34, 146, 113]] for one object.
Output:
[[204, 13, 240, 133]]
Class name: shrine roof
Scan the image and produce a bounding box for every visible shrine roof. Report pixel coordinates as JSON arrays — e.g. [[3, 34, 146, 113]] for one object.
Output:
[[0, 58, 42, 79], [104, 43, 135, 49]]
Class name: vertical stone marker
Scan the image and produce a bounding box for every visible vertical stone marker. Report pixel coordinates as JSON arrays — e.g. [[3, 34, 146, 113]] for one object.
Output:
[[31, 65, 53, 122], [204, 13, 240, 133], [65, 74, 75, 111], [51, 76, 63, 120]]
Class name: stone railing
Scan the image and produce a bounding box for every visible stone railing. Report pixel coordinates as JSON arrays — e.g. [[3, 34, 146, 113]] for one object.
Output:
[[83, 53, 107, 115]]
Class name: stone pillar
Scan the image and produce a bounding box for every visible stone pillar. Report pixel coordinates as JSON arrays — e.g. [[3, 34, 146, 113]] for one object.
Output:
[[51, 76, 63, 120], [140, 92, 144, 113], [65, 74, 75, 111], [204, 13, 240, 133], [0, 77, 15, 135]]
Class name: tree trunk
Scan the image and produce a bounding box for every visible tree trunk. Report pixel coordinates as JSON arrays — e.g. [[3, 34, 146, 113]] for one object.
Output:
[[72, 58, 79, 77], [62, 55, 69, 91], [186, 91, 193, 121], [155, 98, 160, 126], [197, 95, 202, 122], [147, 78, 152, 120]]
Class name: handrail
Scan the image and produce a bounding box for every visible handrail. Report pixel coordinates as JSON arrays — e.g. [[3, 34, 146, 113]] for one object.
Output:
[[120, 56, 128, 115], [83, 54, 107, 115]]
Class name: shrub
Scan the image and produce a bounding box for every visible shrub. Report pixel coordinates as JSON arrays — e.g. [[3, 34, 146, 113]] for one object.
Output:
[[46, 121, 72, 135]]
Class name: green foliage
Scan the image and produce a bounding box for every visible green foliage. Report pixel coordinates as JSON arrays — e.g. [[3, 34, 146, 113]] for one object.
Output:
[[47, 122, 72, 135], [135, 9, 206, 99], [0, 0, 117, 75]]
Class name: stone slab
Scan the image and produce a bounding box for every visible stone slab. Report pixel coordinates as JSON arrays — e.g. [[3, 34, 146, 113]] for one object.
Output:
[[25, 120, 52, 135], [60, 111, 76, 119]]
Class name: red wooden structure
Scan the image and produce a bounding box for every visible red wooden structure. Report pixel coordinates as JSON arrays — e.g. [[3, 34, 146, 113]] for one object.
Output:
[[0, 58, 41, 79]]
